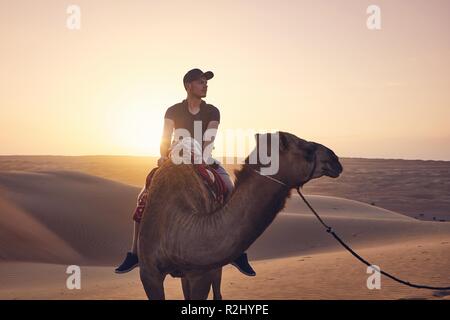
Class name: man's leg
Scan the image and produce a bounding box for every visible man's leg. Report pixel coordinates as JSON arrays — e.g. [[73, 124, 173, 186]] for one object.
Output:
[[131, 221, 140, 254], [116, 168, 158, 274], [115, 221, 140, 274], [115, 186, 148, 274], [213, 160, 256, 277], [116, 166, 159, 273], [212, 160, 234, 197]]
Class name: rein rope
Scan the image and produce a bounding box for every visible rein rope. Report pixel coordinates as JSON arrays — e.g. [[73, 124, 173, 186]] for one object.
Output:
[[252, 158, 450, 291]]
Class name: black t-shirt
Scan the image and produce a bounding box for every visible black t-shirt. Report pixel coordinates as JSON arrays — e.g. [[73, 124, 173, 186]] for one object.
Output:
[[164, 99, 220, 148]]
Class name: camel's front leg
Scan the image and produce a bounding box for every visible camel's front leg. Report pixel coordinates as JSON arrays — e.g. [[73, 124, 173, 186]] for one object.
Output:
[[181, 277, 191, 300], [139, 267, 166, 300]]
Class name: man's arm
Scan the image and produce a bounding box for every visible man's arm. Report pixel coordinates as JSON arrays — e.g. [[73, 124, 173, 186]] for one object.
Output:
[[159, 118, 174, 161]]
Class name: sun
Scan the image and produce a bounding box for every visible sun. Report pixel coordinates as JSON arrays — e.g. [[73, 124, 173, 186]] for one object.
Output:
[[105, 93, 165, 156]]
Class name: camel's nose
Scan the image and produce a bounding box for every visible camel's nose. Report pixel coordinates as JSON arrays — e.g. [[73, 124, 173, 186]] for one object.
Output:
[[333, 161, 343, 175], [326, 149, 343, 176]]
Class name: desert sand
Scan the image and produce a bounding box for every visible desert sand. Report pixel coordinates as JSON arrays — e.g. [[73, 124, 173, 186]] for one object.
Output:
[[0, 156, 449, 300]]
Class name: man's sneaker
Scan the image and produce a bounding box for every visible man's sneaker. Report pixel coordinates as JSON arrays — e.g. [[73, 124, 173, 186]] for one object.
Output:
[[115, 252, 139, 274], [231, 252, 256, 277]]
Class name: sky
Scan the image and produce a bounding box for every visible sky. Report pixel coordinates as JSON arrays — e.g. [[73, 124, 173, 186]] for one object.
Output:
[[1, 0, 450, 160]]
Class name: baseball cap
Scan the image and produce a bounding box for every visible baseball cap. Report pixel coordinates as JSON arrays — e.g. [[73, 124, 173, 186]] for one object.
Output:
[[183, 68, 214, 84]]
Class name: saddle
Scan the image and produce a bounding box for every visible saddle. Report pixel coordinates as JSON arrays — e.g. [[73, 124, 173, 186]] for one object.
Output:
[[133, 157, 228, 223], [194, 162, 229, 205], [143, 163, 228, 204], [166, 136, 229, 204]]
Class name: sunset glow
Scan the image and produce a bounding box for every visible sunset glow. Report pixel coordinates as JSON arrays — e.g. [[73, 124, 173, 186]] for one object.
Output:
[[1, 0, 449, 160]]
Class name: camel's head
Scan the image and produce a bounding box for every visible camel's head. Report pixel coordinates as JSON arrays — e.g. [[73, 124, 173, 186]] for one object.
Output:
[[252, 131, 343, 188]]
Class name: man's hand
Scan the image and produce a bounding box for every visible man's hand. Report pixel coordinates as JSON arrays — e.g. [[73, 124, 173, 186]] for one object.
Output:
[[157, 156, 168, 167]]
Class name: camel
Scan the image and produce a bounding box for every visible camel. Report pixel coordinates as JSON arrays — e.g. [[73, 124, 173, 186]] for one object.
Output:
[[138, 131, 343, 300]]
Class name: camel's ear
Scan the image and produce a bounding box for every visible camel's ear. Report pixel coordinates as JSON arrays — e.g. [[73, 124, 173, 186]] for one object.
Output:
[[278, 132, 289, 152]]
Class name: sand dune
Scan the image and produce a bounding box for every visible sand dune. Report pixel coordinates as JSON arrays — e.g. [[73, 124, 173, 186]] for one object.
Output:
[[0, 195, 82, 263], [2, 156, 449, 221], [0, 169, 449, 299], [0, 171, 138, 265], [1, 238, 449, 300], [250, 210, 449, 261]]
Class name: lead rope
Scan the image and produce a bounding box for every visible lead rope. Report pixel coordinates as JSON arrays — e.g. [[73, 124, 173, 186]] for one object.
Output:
[[252, 167, 450, 291], [295, 187, 450, 291]]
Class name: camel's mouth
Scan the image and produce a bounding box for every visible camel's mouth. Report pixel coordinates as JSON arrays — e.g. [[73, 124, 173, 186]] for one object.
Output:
[[322, 162, 343, 178], [324, 169, 340, 178]]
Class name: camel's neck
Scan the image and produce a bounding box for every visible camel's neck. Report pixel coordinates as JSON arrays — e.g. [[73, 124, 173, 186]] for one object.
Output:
[[174, 164, 292, 269], [209, 165, 292, 263]]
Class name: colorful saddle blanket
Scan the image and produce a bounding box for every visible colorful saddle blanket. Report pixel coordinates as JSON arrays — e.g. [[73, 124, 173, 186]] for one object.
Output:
[[132, 163, 228, 223]]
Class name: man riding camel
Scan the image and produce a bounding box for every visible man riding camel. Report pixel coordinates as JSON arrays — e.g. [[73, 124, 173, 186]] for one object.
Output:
[[115, 68, 256, 277]]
